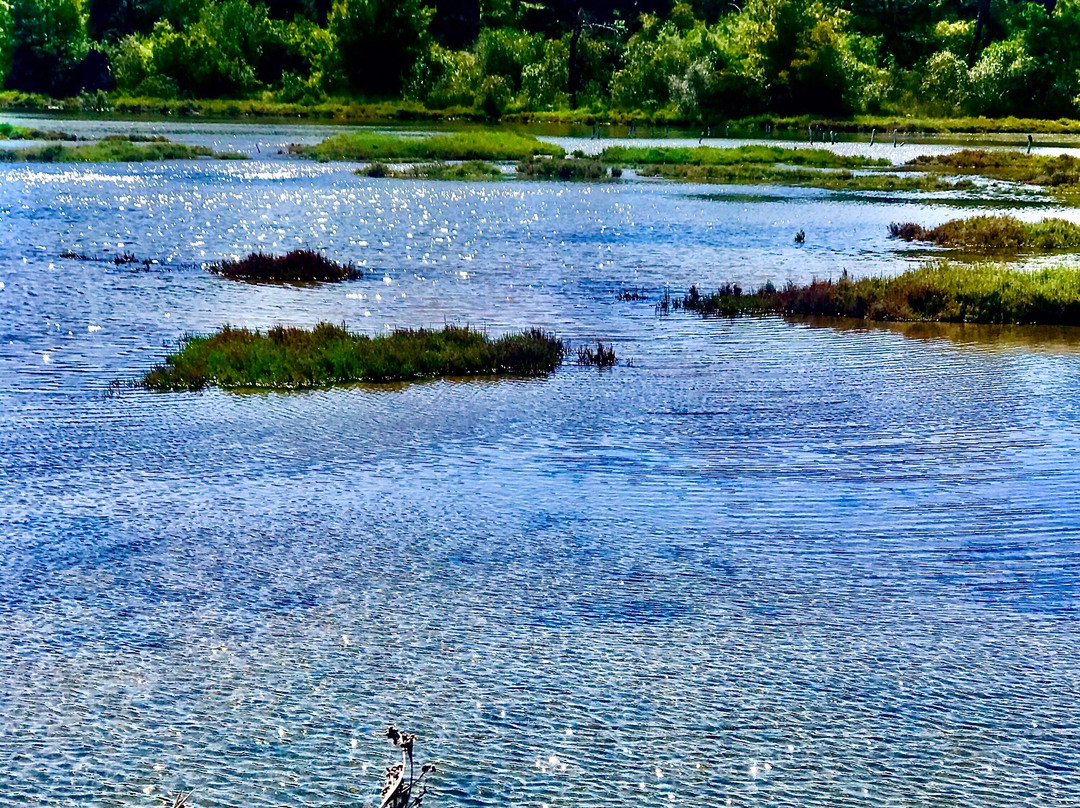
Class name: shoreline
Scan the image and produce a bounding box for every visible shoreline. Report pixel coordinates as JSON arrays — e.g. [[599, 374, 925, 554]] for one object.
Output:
[[5, 92, 1080, 138]]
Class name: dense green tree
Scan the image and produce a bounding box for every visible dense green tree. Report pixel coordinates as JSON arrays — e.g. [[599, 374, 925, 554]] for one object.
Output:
[[5, 0, 89, 93], [327, 0, 433, 96]]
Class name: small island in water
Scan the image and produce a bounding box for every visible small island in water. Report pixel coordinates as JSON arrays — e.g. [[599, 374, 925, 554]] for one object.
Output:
[[140, 324, 566, 391]]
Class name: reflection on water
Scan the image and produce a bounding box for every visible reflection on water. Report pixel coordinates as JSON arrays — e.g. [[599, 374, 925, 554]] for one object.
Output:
[[804, 315, 1080, 352], [1, 121, 1079, 808]]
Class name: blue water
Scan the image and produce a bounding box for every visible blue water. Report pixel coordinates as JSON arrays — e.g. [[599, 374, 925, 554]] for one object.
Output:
[[1, 124, 1079, 807]]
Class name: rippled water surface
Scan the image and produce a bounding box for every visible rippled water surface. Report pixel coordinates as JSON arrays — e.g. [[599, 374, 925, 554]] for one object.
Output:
[[1, 121, 1079, 808]]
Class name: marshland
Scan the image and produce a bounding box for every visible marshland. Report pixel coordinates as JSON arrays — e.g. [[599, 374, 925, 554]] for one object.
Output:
[[4, 113, 1080, 808]]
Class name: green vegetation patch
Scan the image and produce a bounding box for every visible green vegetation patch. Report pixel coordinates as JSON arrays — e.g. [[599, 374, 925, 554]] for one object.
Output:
[[907, 150, 1080, 188], [141, 323, 566, 391], [209, 250, 362, 284], [639, 163, 971, 191], [889, 216, 1080, 251], [289, 131, 564, 162], [517, 156, 613, 180], [667, 263, 1080, 325], [0, 122, 77, 141], [360, 160, 505, 180], [601, 145, 888, 169], [0, 139, 244, 162]]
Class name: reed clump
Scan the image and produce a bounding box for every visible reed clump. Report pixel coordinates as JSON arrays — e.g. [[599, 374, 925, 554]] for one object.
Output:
[[673, 263, 1080, 325], [601, 144, 888, 169], [517, 156, 611, 180], [289, 131, 564, 162], [888, 216, 1080, 251], [209, 250, 361, 284], [576, 341, 617, 366], [140, 323, 566, 390]]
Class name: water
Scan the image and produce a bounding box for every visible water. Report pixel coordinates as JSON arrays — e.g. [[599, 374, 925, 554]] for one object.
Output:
[[1, 121, 1079, 808]]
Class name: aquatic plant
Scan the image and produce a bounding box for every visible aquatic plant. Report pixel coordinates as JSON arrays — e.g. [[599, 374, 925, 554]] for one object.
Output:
[[208, 250, 362, 284], [358, 160, 504, 180], [140, 324, 566, 390], [673, 264, 1080, 325], [289, 131, 564, 162], [601, 145, 888, 169], [0, 140, 242, 162], [888, 216, 1080, 251], [576, 341, 617, 367]]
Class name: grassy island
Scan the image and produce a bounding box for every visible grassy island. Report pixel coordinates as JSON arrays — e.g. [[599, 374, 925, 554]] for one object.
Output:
[[517, 156, 613, 180], [638, 163, 970, 192], [0, 122, 77, 141], [289, 131, 563, 162], [600, 145, 888, 169], [665, 263, 1080, 325], [889, 216, 1080, 251], [906, 150, 1080, 189], [0, 138, 244, 162], [359, 160, 505, 180], [141, 323, 566, 390], [209, 250, 361, 283]]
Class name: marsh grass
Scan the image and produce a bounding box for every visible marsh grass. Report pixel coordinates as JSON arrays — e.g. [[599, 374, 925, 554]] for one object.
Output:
[[576, 341, 617, 366], [140, 323, 566, 390], [0, 139, 241, 162], [209, 250, 361, 284], [889, 216, 1080, 251], [601, 144, 887, 169], [289, 131, 564, 162], [673, 264, 1080, 325], [517, 156, 611, 180], [907, 149, 1080, 188], [638, 163, 971, 191], [358, 160, 504, 180]]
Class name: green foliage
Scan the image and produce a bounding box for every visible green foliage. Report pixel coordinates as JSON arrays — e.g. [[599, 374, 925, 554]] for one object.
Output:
[[140, 323, 566, 390], [0, 0, 12, 85], [290, 130, 564, 161], [5, 0, 89, 94], [327, 0, 433, 96]]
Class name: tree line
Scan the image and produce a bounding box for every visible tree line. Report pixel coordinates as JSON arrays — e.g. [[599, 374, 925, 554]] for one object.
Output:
[[0, 0, 1077, 118]]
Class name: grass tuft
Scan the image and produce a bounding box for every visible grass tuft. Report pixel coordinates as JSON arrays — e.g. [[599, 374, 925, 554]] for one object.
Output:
[[209, 250, 361, 284], [140, 324, 565, 390], [888, 216, 1080, 251]]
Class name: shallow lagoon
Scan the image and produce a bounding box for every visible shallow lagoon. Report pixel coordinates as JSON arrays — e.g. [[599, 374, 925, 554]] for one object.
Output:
[[1, 121, 1079, 807]]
